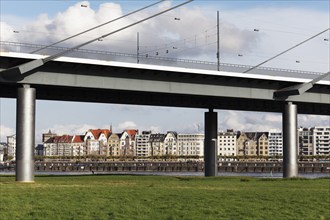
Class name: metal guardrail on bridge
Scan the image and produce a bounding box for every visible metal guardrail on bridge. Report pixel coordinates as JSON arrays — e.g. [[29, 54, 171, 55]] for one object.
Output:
[[0, 41, 324, 80]]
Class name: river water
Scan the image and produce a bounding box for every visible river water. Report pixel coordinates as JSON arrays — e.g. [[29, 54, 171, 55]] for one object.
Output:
[[1, 171, 329, 179]]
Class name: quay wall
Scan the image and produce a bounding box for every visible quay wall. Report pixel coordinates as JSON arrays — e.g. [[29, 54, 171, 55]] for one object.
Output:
[[1, 161, 329, 173]]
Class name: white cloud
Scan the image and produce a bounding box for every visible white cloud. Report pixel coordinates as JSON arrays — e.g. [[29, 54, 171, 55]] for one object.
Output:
[[116, 121, 137, 131], [298, 115, 330, 128], [148, 126, 162, 133], [39, 124, 97, 136], [0, 125, 15, 142], [222, 111, 282, 132], [263, 114, 282, 123], [0, 21, 18, 44], [1, 1, 260, 60]]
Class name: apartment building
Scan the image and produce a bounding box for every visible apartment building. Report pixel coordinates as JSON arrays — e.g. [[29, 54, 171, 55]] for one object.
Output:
[[72, 135, 85, 157], [236, 132, 268, 156], [108, 133, 121, 156], [218, 130, 236, 157], [149, 133, 166, 156], [257, 133, 269, 156], [268, 131, 283, 156], [7, 134, 16, 158], [43, 135, 73, 156], [120, 129, 138, 157], [298, 127, 314, 156], [84, 129, 111, 155], [0, 143, 5, 162], [177, 134, 204, 156], [135, 131, 152, 157], [164, 131, 178, 156], [312, 127, 330, 155]]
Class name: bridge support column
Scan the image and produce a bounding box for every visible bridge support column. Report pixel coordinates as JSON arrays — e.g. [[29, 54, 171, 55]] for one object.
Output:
[[282, 102, 298, 178], [16, 85, 36, 182], [204, 109, 218, 176]]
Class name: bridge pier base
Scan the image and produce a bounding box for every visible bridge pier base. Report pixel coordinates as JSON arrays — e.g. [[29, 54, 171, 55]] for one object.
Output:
[[16, 85, 35, 182], [283, 102, 298, 178], [204, 109, 218, 177]]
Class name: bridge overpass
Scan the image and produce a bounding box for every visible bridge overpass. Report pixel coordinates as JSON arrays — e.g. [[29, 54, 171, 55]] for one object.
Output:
[[0, 51, 329, 181]]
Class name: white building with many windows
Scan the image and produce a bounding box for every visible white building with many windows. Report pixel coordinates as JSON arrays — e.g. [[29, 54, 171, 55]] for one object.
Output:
[[312, 126, 330, 155], [177, 134, 204, 156], [218, 130, 236, 157], [7, 134, 16, 159], [135, 131, 152, 157], [268, 130, 283, 157]]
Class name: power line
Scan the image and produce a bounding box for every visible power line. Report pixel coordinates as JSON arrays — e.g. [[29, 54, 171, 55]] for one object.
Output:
[[140, 26, 217, 55], [243, 28, 330, 73]]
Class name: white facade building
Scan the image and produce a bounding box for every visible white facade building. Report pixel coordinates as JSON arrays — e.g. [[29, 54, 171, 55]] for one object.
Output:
[[177, 134, 204, 157], [7, 134, 16, 159], [312, 127, 330, 155], [268, 130, 283, 156], [164, 132, 178, 156], [135, 131, 151, 157], [218, 130, 236, 157], [0, 143, 5, 162]]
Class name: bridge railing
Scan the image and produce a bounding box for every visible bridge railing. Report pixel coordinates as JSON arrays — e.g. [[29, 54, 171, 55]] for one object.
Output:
[[0, 41, 323, 80]]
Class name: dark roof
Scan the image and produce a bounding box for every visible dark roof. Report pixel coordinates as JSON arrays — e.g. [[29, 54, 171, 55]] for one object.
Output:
[[166, 131, 178, 139], [237, 132, 268, 140], [149, 133, 166, 142]]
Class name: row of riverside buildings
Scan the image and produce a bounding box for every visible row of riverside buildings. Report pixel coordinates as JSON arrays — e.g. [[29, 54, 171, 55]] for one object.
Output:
[[2, 126, 329, 160]]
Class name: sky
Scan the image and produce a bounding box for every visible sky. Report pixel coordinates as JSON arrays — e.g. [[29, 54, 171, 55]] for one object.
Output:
[[0, 0, 329, 143]]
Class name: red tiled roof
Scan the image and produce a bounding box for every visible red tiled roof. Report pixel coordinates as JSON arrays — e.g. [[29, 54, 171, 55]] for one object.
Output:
[[72, 135, 84, 143], [88, 129, 111, 139], [126, 129, 138, 139], [45, 135, 72, 143]]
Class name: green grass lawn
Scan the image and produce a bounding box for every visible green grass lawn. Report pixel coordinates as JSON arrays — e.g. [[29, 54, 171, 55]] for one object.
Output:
[[0, 175, 329, 220]]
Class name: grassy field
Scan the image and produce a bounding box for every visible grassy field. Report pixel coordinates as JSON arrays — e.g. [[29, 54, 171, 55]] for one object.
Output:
[[0, 175, 329, 220]]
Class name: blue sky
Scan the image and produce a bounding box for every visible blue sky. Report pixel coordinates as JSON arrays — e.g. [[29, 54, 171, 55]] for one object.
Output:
[[0, 0, 329, 143]]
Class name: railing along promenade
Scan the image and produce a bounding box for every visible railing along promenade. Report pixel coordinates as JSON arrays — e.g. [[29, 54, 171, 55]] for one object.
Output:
[[1, 161, 329, 173]]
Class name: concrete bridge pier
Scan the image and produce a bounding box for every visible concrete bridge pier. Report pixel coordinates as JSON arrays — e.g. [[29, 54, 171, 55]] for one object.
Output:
[[282, 102, 298, 178], [16, 84, 36, 182], [204, 109, 218, 177]]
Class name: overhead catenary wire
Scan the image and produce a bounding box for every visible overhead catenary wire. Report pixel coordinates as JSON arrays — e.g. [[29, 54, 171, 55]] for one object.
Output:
[[243, 28, 330, 73], [140, 26, 217, 55], [31, 0, 165, 53]]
